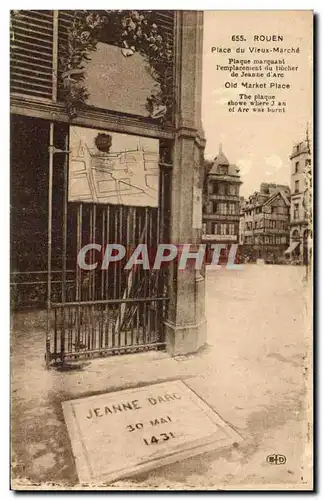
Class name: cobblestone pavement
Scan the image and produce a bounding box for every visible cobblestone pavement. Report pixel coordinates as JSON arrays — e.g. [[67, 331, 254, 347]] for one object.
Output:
[[11, 264, 312, 490]]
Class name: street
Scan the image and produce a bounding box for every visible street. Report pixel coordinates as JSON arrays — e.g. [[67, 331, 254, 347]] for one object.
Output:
[[11, 264, 312, 489]]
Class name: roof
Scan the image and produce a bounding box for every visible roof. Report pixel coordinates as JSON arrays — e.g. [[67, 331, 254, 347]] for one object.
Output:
[[214, 150, 229, 166], [263, 189, 290, 207], [208, 145, 240, 177]]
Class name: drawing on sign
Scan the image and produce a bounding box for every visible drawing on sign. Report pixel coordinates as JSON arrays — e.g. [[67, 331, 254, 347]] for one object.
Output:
[[69, 126, 159, 207]]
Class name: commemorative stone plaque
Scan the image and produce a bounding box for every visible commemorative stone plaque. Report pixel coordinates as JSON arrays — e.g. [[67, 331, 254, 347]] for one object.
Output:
[[62, 380, 242, 484]]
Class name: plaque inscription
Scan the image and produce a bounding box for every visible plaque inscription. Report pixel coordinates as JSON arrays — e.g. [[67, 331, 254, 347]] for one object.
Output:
[[62, 380, 242, 484]]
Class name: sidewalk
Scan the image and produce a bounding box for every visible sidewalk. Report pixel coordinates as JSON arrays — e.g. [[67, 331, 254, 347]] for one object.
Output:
[[11, 265, 312, 490]]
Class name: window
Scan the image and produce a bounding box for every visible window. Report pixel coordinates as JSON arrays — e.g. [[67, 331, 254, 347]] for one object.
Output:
[[229, 203, 236, 215], [219, 166, 228, 175], [220, 224, 226, 235], [212, 201, 217, 213], [295, 180, 300, 193], [212, 182, 218, 194], [217, 202, 228, 215], [228, 224, 235, 235], [294, 203, 299, 220], [211, 222, 217, 234], [295, 161, 299, 173], [229, 185, 236, 195], [10, 11, 54, 100]]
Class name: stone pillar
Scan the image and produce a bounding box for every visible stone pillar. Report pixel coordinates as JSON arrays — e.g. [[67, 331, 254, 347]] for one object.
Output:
[[164, 11, 207, 355]]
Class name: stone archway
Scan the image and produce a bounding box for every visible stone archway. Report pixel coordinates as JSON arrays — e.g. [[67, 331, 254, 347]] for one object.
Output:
[[291, 229, 301, 258], [291, 229, 300, 240]]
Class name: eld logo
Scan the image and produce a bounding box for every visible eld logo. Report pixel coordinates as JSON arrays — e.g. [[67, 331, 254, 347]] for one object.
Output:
[[266, 454, 287, 465]]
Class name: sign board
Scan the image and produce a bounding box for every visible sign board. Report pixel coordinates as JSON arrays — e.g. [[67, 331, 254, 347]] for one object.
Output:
[[68, 126, 159, 207], [62, 380, 242, 484], [203, 234, 237, 241], [83, 42, 159, 118]]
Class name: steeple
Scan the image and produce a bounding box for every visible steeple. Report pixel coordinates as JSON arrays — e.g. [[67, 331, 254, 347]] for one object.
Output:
[[208, 145, 230, 175], [214, 144, 229, 167]]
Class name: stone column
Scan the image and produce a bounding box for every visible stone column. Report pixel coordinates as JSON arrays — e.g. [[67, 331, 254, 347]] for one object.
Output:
[[164, 11, 207, 355]]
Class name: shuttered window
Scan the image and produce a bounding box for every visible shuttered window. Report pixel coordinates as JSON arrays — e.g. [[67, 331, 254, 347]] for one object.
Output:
[[154, 11, 175, 47], [10, 10, 54, 100]]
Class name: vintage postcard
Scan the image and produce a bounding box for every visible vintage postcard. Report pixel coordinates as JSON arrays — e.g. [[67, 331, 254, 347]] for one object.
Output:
[[10, 9, 313, 490]]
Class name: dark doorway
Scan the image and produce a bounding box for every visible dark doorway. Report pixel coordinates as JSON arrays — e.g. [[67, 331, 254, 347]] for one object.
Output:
[[11, 116, 49, 273], [10, 115, 68, 307]]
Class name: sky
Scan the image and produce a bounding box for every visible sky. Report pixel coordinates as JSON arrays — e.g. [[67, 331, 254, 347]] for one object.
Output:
[[201, 10, 313, 198]]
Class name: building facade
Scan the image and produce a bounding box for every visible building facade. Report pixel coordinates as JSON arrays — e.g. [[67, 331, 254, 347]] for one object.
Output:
[[10, 10, 206, 363], [239, 197, 246, 245], [241, 183, 290, 262], [288, 137, 312, 264], [202, 146, 242, 248]]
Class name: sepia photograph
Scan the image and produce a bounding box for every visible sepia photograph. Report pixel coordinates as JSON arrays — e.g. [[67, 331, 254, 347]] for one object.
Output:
[[9, 9, 313, 490]]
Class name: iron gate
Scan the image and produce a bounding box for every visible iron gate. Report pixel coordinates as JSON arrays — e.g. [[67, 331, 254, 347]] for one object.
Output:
[[46, 124, 171, 365]]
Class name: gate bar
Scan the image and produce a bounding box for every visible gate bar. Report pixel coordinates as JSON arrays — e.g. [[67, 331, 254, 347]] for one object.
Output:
[[61, 131, 69, 360], [51, 296, 169, 307], [46, 122, 54, 368], [60, 342, 166, 359]]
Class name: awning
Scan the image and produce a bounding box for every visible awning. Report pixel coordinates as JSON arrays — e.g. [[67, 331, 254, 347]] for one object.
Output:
[[284, 241, 300, 254]]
